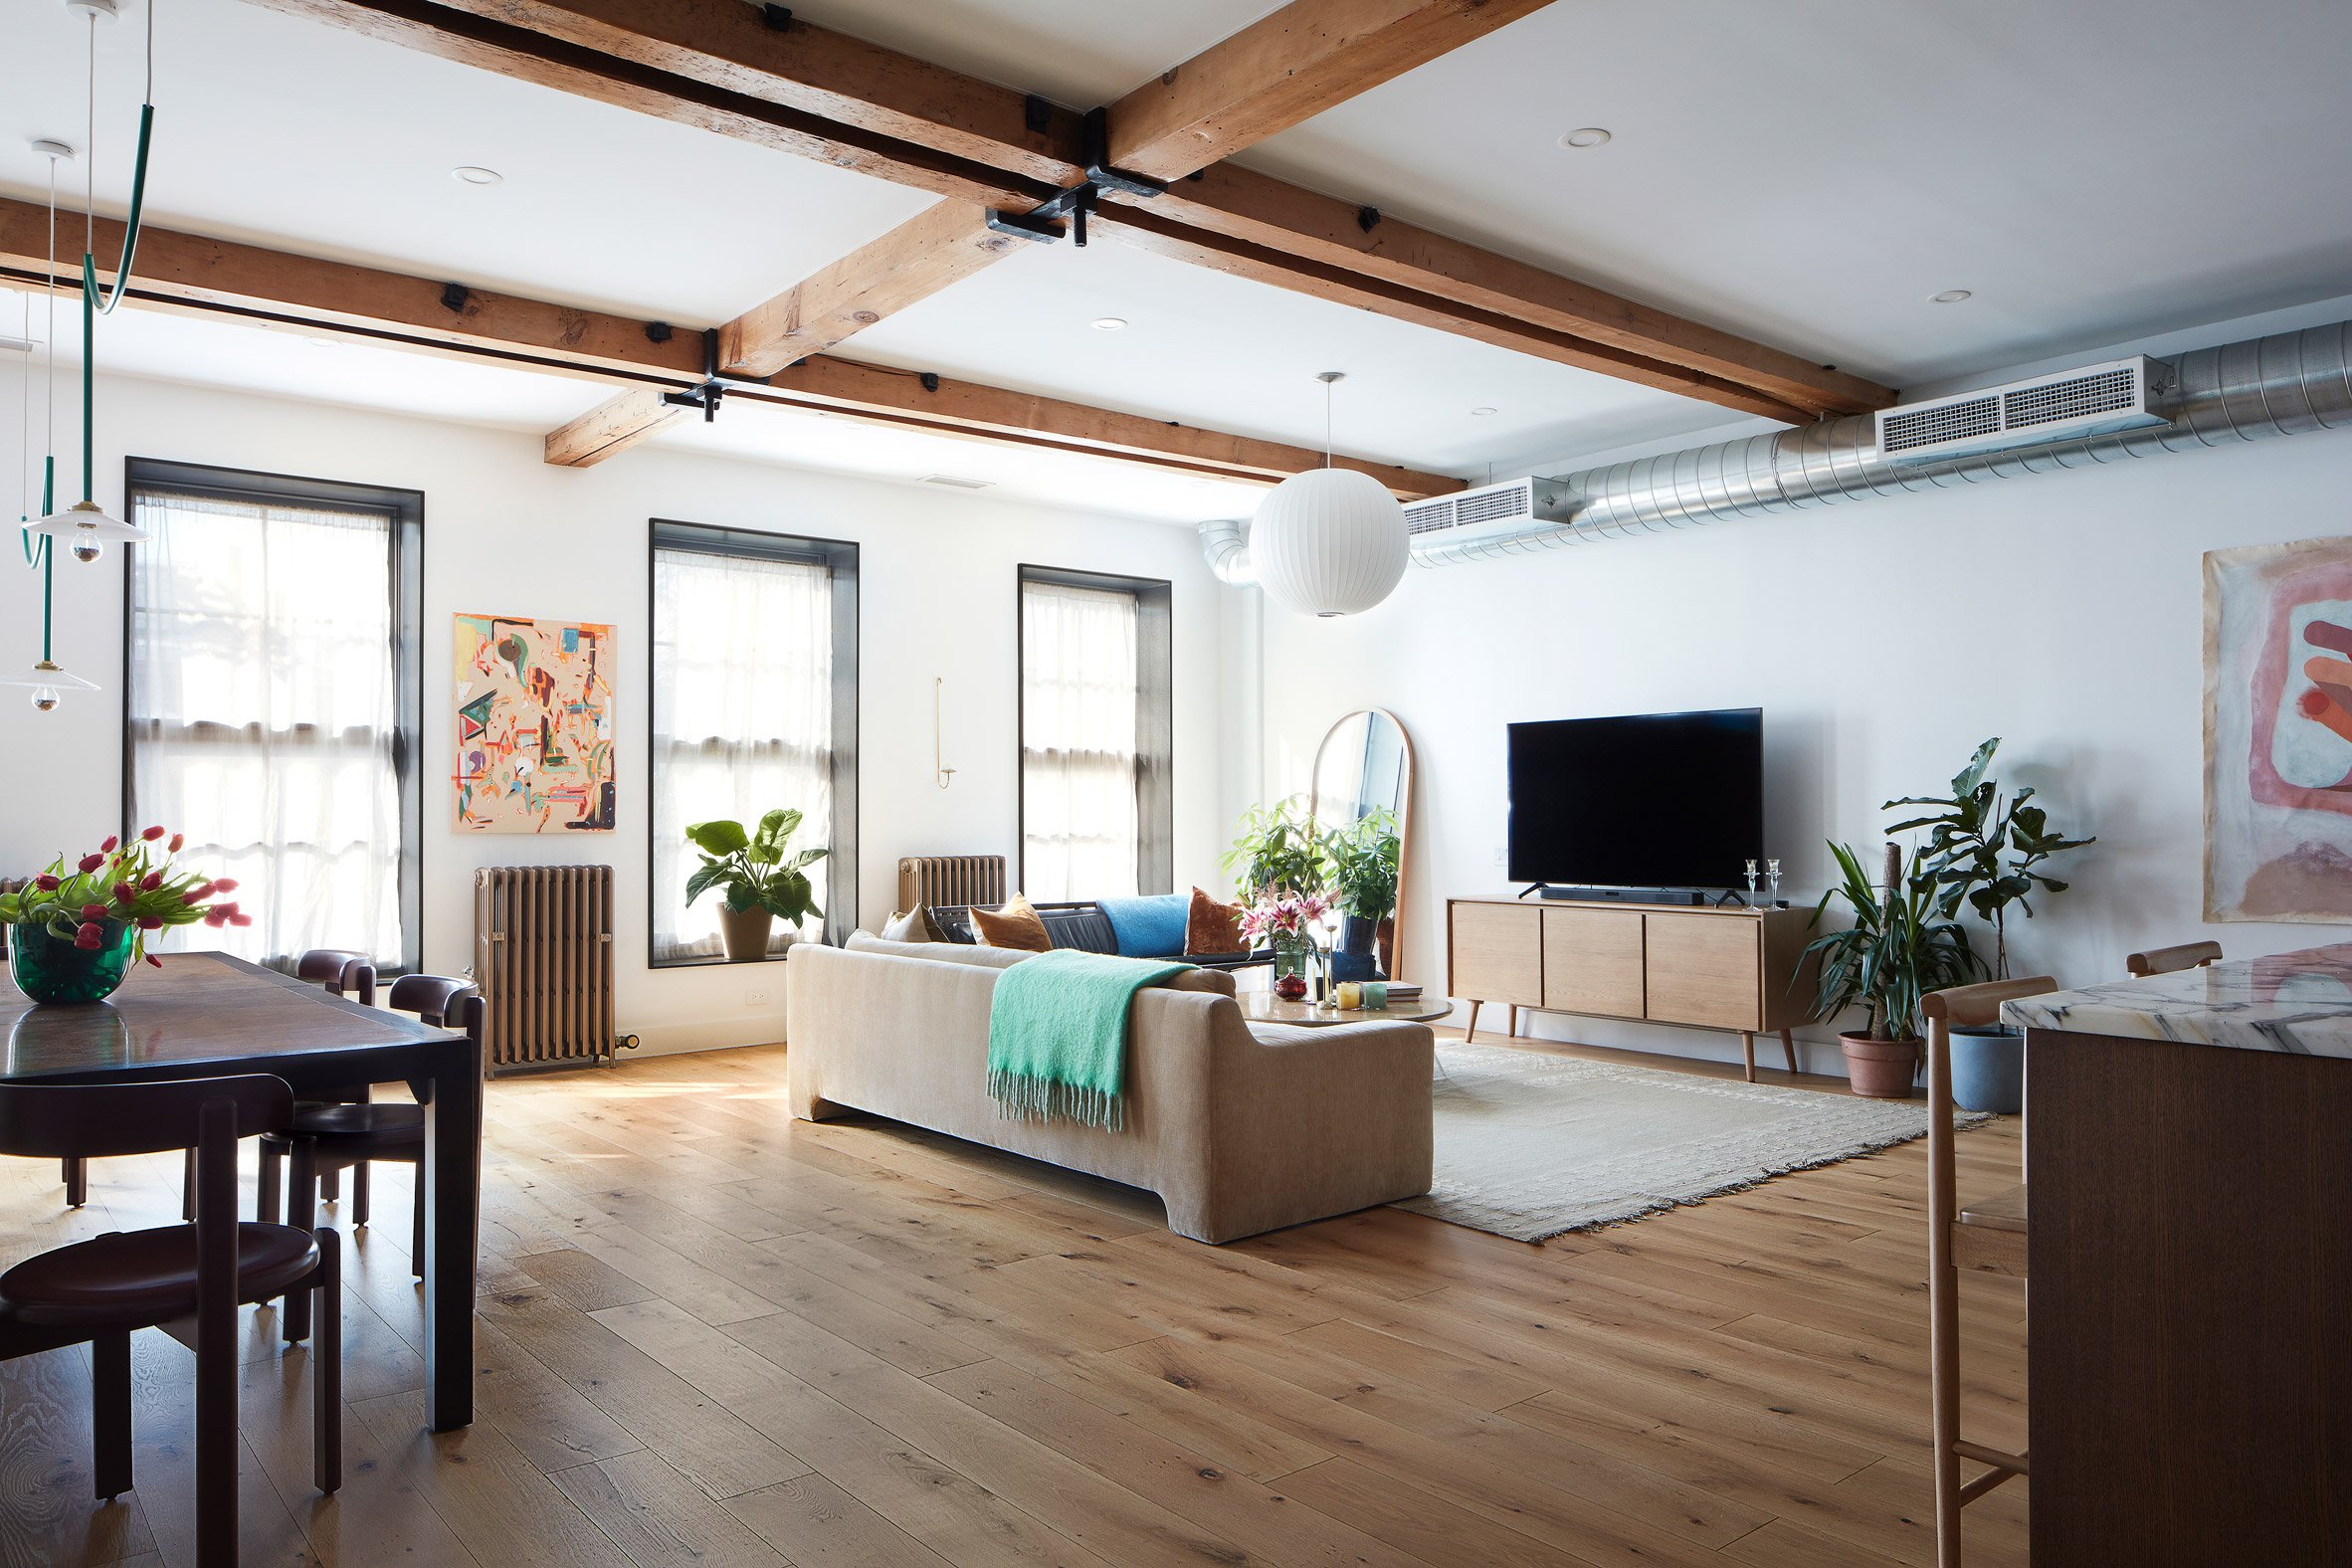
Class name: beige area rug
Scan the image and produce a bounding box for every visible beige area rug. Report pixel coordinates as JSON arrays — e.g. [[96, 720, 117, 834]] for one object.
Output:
[[1395, 1040, 1989, 1243]]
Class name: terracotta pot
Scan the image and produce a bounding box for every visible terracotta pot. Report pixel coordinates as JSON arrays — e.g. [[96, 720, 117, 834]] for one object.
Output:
[[1840, 1032, 1920, 1098], [717, 902, 774, 962]]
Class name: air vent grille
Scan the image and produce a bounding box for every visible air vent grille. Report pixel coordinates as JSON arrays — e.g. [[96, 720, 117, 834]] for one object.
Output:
[[1880, 396, 2002, 455], [2003, 364, 2137, 430], [1456, 487, 1531, 525], [1400, 478, 1573, 544], [1404, 497, 1457, 535]]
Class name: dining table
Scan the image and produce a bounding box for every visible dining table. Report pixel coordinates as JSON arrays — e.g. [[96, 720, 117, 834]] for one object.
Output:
[[0, 950, 482, 1431]]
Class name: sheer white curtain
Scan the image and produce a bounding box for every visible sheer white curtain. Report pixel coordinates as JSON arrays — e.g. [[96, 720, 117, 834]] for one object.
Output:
[[652, 547, 834, 961], [1022, 580, 1140, 900], [127, 490, 406, 968]]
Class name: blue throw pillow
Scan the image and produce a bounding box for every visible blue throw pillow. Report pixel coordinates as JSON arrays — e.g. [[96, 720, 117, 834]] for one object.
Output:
[[1094, 894, 1189, 958]]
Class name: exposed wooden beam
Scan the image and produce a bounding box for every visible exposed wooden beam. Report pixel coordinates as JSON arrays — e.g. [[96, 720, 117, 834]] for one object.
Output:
[[240, 0, 1888, 419], [545, 387, 686, 466], [0, 198, 1461, 495], [1104, 0, 1554, 182], [717, 199, 1019, 377]]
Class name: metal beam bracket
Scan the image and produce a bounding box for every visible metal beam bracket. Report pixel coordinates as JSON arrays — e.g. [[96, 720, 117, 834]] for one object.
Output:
[[440, 283, 471, 313], [983, 104, 1166, 248], [660, 328, 772, 423]]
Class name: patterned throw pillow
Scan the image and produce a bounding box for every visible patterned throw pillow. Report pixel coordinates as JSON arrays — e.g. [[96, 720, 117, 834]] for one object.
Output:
[[1184, 886, 1247, 955], [881, 906, 936, 943], [968, 893, 1053, 952]]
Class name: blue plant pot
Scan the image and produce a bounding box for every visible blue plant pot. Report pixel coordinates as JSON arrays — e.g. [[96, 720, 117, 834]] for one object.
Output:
[[1949, 1025, 2024, 1114], [1329, 948, 1376, 985]]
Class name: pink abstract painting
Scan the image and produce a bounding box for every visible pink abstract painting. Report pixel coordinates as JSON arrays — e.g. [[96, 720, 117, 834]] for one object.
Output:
[[453, 612, 616, 833], [2206, 537, 2352, 920]]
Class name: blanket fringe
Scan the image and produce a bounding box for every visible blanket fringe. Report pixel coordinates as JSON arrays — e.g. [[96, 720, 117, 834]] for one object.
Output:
[[988, 1067, 1125, 1132]]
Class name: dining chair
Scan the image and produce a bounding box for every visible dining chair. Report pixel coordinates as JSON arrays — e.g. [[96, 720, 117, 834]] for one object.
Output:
[[1923, 975, 2058, 1566], [262, 977, 477, 1340], [0, 1074, 341, 1567], [2125, 939, 2223, 977]]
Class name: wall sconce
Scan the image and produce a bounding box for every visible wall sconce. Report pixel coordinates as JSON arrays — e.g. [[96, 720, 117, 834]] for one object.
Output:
[[934, 677, 956, 789]]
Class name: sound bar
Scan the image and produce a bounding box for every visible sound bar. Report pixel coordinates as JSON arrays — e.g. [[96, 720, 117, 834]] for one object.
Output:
[[1536, 885, 1708, 905]]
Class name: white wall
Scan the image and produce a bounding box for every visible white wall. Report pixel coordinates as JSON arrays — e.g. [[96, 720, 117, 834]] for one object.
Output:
[[1247, 301, 2352, 1076], [0, 373, 1228, 1054]]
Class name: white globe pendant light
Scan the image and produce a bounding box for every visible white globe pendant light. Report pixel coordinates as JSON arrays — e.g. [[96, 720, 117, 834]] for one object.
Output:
[[1251, 372, 1408, 618]]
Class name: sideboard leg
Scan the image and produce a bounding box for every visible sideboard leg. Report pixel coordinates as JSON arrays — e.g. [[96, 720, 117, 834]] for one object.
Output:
[[1506, 1005, 1518, 1039], [1740, 1032, 1757, 1082], [1779, 1028, 1800, 1076], [1465, 999, 1481, 1044]]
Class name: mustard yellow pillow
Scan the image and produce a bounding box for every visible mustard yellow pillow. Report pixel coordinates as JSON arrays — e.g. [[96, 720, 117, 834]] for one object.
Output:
[[1185, 886, 1247, 954], [968, 892, 1052, 952]]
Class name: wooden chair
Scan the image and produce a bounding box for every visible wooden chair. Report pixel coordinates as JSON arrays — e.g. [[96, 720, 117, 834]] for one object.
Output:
[[261, 978, 478, 1339], [2125, 939, 2222, 977], [1923, 975, 2057, 1565], [0, 1074, 341, 1566]]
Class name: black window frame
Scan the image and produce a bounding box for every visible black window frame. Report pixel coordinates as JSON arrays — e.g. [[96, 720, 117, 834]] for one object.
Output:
[[648, 518, 860, 968], [120, 456, 426, 974], [1016, 564, 1174, 898]]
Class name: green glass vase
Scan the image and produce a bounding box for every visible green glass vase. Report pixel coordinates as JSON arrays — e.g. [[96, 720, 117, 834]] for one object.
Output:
[[9, 919, 137, 1005]]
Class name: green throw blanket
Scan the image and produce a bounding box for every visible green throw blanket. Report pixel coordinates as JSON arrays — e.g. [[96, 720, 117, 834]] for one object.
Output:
[[986, 949, 1192, 1130]]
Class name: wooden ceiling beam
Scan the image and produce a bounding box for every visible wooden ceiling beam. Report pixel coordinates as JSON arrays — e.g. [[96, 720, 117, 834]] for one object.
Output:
[[239, 0, 1888, 419], [1104, 0, 1554, 182], [717, 199, 1021, 378], [0, 198, 1461, 495]]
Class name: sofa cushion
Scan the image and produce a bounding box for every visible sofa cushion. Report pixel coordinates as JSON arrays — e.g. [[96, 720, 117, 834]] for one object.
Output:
[[880, 906, 938, 943], [1040, 907, 1119, 954], [1185, 887, 1247, 956], [969, 893, 1052, 951], [846, 931, 1030, 968], [1096, 894, 1189, 958]]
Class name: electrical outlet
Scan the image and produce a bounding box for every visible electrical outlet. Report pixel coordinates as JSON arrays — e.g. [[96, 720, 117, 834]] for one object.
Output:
[[1491, 844, 1506, 868], [745, 986, 772, 1006]]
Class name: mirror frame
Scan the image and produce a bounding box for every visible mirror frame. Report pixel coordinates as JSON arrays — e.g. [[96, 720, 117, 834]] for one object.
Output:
[[1309, 706, 1416, 983]]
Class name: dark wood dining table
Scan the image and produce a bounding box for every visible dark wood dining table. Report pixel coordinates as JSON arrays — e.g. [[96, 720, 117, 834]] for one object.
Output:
[[0, 950, 482, 1431]]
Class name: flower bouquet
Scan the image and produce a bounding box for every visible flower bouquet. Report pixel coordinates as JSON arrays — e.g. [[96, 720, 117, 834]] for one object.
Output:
[[1, 826, 249, 1004], [1240, 886, 1332, 1002]]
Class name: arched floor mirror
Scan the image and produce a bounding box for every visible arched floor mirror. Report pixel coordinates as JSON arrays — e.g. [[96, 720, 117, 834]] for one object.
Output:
[[1310, 707, 1415, 982]]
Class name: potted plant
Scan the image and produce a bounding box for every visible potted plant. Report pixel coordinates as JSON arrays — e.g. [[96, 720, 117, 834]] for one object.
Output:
[[1220, 797, 1329, 899], [1, 827, 249, 1004], [1807, 842, 1986, 1097], [685, 808, 827, 962], [1324, 808, 1400, 983], [1887, 738, 2094, 1110]]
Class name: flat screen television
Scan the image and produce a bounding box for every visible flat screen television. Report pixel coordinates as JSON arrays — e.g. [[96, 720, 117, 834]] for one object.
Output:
[[1506, 707, 1763, 890]]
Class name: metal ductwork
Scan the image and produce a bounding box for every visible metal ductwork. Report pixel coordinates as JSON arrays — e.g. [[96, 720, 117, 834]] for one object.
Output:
[[1412, 319, 2352, 567], [1199, 321, 2352, 584]]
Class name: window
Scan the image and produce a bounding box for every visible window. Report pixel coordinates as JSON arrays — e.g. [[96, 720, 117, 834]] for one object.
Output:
[[124, 460, 423, 971], [1019, 567, 1172, 901], [650, 521, 858, 964]]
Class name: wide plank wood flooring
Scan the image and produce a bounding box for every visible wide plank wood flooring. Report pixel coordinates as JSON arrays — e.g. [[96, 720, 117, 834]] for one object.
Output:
[[0, 1032, 2027, 1567]]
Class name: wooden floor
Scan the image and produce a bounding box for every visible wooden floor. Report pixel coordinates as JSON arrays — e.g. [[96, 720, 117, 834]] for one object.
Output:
[[0, 1032, 2028, 1568]]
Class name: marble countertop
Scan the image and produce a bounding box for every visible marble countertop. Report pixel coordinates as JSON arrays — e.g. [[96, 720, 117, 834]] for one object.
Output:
[[2003, 943, 2352, 1058]]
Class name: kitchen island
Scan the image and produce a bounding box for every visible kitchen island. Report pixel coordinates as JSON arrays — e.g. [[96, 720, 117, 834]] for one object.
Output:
[[2003, 947, 2352, 1566]]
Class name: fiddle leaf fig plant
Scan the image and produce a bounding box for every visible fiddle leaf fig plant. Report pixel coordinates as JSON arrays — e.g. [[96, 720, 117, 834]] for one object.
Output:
[[1884, 737, 2095, 978], [686, 808, 827, 928]]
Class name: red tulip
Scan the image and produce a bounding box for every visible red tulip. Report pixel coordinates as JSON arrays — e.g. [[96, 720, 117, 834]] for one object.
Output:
[[33, 875, 59, 891], [99, 834, 118, 853], [140, 872, 163, 890], [144, 953, 161, 967], [167, 833, 184, 853], [136, 915, 163, 930], [201, 904, 232, 928], [74, 922, 102, 950], [77, 853, 104, 874], [228, 912, 252, 927], [212, 878, 239, 893], [113, 881, 137, 904], [79, 902, 106, 921], [140, 825, 165, 842], [182, 881, 215, 903]]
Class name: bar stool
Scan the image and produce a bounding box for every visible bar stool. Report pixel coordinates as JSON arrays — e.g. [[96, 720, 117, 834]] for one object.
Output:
[[1924, 975, 2058, 1565], [2125, 939, 2222, 977], [0, 1074, 341, 1567]]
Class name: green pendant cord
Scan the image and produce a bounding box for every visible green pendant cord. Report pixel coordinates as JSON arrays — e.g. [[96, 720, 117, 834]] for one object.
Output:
[[70, 103, 152, 502]]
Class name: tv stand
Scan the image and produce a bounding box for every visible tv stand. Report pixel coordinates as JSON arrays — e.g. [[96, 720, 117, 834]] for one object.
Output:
[[1446, 894, 1817, 1081]]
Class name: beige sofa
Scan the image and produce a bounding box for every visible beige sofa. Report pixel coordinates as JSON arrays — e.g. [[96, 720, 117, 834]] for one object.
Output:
[[783, 935, 1434, 1243]]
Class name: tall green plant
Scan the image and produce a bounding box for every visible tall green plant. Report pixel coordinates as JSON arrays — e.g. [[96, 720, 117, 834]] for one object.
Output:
[[1807, 842, 1985, 1043], [1221, 798, 1329, 896], [1884, 737, 2094, 978], [1325, 808, 1401, 923], [686, 808, 827, 927]]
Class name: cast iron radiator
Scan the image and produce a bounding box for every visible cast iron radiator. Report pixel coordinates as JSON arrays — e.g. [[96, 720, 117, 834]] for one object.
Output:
[[472, 864, 622, 1073], [896, 855, 1007, 912]]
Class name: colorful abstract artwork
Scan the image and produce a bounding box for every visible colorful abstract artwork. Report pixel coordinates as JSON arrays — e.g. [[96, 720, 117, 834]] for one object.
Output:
[[2205, 537, 2352, 920], [453, 613, 616, 833]]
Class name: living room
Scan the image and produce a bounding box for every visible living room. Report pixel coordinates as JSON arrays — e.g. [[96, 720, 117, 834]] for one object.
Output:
[[0, 1, 2346, 1564]]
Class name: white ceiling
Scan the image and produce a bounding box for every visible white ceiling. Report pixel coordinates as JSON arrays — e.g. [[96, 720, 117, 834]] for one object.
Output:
[[4, 0, 2349, 519]]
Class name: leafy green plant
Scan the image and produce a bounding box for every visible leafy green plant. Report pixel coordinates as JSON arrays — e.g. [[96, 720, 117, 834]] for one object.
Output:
[[1807, 842, 1985, 1044], [1885, 737, 2094, 978], [1221, 798, 1329, 897], [1324, 808, 1401, 924], [685, 809, 827, 928]]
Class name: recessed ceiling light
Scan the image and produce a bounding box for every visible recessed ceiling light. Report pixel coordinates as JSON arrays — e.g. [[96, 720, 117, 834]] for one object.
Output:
[[1090, 316, 1127, 330], [1930, 289, 1973, 303], [1559, 127, 1612, 149], [1470, 406, 1498, 416], [451, 165, 503, 186]]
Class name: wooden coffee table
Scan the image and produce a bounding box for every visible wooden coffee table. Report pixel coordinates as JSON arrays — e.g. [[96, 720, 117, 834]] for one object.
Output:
[[1235, 993, 1453, 1028]]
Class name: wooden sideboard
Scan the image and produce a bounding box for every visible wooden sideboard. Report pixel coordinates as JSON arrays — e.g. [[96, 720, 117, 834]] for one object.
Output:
[[1446, 895, 1818, 1079]]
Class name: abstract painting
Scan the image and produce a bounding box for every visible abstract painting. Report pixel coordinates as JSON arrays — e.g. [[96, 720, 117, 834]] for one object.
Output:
[[2205, 537, 2352, 920], [453, 613, 616, 833]]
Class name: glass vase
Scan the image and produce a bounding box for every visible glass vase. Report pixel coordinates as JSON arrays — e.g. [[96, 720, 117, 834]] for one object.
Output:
[[1272, 938, 1325, 1002], [9, 919, 137, 1005]]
